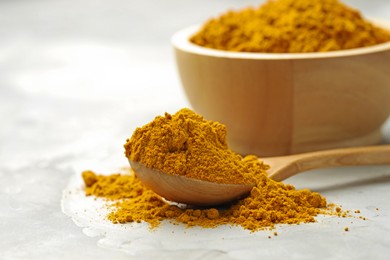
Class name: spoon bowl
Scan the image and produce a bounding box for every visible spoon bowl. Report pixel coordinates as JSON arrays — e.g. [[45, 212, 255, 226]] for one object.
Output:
[[129, 160, 253, 206], [130, 145, 390, 206]]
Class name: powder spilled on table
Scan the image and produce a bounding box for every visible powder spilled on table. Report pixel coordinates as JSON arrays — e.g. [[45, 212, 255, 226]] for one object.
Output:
[[82, 108, 337, 232]]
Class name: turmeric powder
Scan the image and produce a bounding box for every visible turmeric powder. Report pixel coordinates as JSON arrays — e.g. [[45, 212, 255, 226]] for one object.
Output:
[[83, 169, 327, 231], [190, 0, 390, 53], [124, 108, 267, 185], [82, 108, 330, 232]]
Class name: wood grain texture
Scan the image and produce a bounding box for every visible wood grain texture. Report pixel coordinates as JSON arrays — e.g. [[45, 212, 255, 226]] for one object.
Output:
[[130, 145, 390, 205], [173, 26, 390, 156], [129, 160, 253, 206], [265, 145, 390, 181], [292, 51, 390, 153]]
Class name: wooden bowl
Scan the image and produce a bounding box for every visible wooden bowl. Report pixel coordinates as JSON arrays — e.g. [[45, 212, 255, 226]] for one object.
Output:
[[172, 25, 390, 157]]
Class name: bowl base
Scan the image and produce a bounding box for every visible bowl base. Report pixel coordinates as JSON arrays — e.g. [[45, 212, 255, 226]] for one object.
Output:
[[229, 129, 383, 157]]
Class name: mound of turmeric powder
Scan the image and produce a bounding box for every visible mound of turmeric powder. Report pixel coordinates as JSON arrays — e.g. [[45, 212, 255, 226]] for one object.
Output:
[[124, 108, 267, 185], [190, 0, 390, 53], [82, 108, 329, 231]]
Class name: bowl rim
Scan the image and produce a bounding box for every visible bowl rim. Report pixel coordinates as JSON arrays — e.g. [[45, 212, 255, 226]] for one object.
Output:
[[172, 23, 390, 60]]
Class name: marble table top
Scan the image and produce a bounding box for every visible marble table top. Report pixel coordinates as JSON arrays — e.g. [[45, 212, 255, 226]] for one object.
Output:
[[1, 0, 390, 259]]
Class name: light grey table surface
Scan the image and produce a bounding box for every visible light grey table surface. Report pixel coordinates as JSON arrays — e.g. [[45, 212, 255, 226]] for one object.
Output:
[[1, 0, 390, 259]]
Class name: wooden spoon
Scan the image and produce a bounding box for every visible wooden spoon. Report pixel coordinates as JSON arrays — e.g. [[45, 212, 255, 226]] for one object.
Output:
[[129, 145, 390, 206]]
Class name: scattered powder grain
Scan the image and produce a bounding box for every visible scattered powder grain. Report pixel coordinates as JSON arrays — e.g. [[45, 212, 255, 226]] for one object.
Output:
[[83, 169, 328, 231], [81, 108, 334, 232]]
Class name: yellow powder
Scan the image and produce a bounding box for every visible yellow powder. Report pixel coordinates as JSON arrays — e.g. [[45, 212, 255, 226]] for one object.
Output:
[[83, 169, 327, 231], [82, 108, 334, 231], [124, 108, 268, 185], [190, 0, 390, 53]]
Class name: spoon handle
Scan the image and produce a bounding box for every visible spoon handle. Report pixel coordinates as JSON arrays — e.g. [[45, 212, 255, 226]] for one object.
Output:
[[267, 145, 390, 181]]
